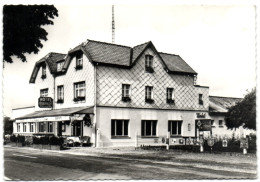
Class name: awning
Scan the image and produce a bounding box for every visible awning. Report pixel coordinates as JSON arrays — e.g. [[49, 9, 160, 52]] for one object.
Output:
[[16, 106, 94, 120]]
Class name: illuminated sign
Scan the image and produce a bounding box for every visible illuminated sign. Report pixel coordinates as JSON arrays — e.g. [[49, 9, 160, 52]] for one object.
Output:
[[38, 97, 53, 108]]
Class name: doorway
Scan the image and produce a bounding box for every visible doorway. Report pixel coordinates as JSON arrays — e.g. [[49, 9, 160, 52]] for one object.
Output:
[[72, 121, 83, 136]]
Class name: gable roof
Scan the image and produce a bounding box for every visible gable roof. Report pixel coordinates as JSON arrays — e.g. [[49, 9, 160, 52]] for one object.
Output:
[[159, 53, 197, 74], [209, 96, 243, 113], [29, 52, 66, 83], [30, 40, 198, 83]]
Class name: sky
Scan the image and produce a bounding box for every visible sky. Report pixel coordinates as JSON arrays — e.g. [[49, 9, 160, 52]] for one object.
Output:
[[2, 4, 256, 117]]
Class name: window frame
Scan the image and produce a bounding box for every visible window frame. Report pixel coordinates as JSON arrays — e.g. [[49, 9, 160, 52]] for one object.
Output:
[[211, 120, 215, 127], [41, 64, 47, 79], [47, 122, 53, 133], [29, 123, 34, 132], [57, 61, 65, 72], [145, 86, 154, 103], [74, 81, 86, 101], [57, 85, 64, 103], [39, 122, 45, 132], [75, 53, 83, 70], [145, 55, 154, 73], [122, 84, 131, 102], [111, 120, 129, 138], [168, 120, 183, 136], [219, 120, 224, 127], [166, 88, 174, 104], [40, 88, 48, 97], [17, 123, 20, 132], [23, 123, 27, 132], [141, 120, 157, 137], [199, 94, 203, 105]]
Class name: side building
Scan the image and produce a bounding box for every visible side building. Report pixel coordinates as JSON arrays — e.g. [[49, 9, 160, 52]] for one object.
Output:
[[12, 40, 211, 147]]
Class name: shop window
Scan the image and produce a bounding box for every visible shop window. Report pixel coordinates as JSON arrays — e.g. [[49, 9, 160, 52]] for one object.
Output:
[[29, 123, 34, 132], [41, 64, 46, 79], [62, 123, 66, 132], [141, 120, 157, 137], [145, 86, 154, 103], [168, 120, 182, 136], [75, 53, 83, 70], [145, 55, 154, 73], [111, 120, 129, 137], [122, 84, 131, 102], [48, 122, 53, 132], [57, 61, 64, 72], [74, 81, 85, 102], [219, 120, 224, 127], [166, 88, 174, 104], [17, 123, 20, 132], [199, 94, 203, 105], [57, 85, 64, 103], [40, 88, 48, 97], [39, 122, 45, 132]]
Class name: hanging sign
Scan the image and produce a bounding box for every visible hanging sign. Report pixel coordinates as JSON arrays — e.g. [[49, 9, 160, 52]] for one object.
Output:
[[38, 97, 53, 108], [240, 138, 249, 149], [197, 120, 212, 131]]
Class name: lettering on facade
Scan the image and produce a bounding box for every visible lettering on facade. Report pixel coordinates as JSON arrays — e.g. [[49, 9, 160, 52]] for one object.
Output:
[[38, 97, 53, 108], [196, 113, 206, 118]]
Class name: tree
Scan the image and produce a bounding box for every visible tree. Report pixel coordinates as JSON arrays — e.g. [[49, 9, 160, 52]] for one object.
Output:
[[3, 5, 58, 63], [225, 88, 256, 130], [3, 117, 13, 135]]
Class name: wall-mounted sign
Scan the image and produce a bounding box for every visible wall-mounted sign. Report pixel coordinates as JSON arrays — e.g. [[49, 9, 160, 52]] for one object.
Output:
[[16, 116, 70, 123], [197, 120, 212, 131], [38, 97, 53, 108], [196, 113, 206, 118]]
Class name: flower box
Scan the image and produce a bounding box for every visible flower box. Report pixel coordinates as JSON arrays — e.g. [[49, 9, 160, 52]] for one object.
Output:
[[145, 66, 154, 73], [57, 99, 64, 104], [167, 99, 175, 104], [75, 65, 83, 70], [73, 96, 85, 102], [41, 75, 46, 79], [122, 97, 131, 102], [145, 98, 154, 104]]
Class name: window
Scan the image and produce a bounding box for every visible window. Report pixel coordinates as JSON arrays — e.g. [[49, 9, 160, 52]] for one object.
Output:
[[29, 123, 34, 132], [211, 120, 215, 127], [17, 123, 20, 132], [48, 122, 53, 132], [57, 85, 64, 103], [168, 120, 182, 136], [122, 84, 131, 102], [111, 120, 129, 137], [74, 81, 85, 101], [199, 94, 203, 105], [141, 120, 157, 137], [57, 61, 64, 72], [219, 120, 224, 127], [188, 123, 191, 131], [75, 53, 83, 70], [145, 55, 154, 73], [145, 86, 154, 103], [41, 65, 46, 79], [40, 89, 48, 97], [39, 122, 45, 132], [23, 123, 27, 132], [166, 88, 174, 104]]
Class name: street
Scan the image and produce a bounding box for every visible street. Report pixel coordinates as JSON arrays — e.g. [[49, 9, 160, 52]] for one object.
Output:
[[4, 146, 257, 180]]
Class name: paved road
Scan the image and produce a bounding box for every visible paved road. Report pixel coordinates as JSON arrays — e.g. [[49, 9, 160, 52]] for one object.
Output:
[[4, 147, 257, 180]]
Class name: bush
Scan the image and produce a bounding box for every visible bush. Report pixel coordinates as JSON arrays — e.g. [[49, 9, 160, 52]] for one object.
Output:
[[33, 136, 41, 144], [40, 136, 50, 145], [25, 136, 33, 145], [17, 135, 25, 144], [10, 135, 17, 143], [49, 136, 63, 146]]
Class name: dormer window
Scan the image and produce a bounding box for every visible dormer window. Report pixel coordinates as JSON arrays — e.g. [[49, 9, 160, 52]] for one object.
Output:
[[166, 88, 174, 104], [75, 53, 83, 70], [41, 65, 46, 79], [57, 61, 64, 72], [40, 88, 48, 97], [145, 55, 154, 73]]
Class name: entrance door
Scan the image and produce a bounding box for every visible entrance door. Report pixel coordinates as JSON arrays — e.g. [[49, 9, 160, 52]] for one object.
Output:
[[73, 121, 83, 136]]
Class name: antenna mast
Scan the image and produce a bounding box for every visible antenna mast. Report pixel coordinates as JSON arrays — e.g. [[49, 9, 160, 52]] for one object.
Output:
[[112, 5, 115, 43]]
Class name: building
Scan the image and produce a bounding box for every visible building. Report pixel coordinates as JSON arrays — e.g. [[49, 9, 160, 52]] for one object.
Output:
[[209, 96, 255, 138], [12, 39, 215, 147]]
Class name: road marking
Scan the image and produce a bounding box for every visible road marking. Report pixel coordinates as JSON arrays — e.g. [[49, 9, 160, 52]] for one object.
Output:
[[4, 176, 12, 181], [12, 154, 37, 159]]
